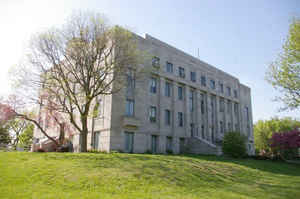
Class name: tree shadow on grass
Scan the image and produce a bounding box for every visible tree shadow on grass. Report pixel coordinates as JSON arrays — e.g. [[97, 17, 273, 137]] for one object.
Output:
[[184, 154, 300, 177]]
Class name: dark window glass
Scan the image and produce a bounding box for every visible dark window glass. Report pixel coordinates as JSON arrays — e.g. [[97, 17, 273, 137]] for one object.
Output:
[[125, 99, 134, 116], [165, 82, 172, 97], [178, 112, 184, 127], [150, 77, 157, 93], [125, 132, 134, 153], [201, 76, 206, 86], [179, 67, 185, 78], [190, 71, 196, 82], [227, 86, 231, 96], [178, 86, 183, 100], [165, 109, 171, 125], [210, 79, 215, 89], [149, 106, 157, 123], [166, 62, 173, 73]]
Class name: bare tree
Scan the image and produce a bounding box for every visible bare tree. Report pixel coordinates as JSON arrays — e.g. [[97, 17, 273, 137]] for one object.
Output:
[[10, 12, 145, 152]]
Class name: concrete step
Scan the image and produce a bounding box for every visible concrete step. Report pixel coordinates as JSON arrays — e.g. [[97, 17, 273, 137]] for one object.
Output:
[[187, 136, 222, 156]]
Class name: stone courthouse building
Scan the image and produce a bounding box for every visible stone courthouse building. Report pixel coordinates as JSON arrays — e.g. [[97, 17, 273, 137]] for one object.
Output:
[[34, 33, 254, 155]]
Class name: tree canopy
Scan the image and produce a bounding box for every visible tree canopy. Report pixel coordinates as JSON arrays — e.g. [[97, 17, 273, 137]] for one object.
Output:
[[254, 117, 300, 152], [266, 18, 300, 110]]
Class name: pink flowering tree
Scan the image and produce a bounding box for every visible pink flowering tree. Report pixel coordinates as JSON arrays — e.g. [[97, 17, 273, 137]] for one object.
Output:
[[0, 95, 75, 149], [269, 129, 300, 159]]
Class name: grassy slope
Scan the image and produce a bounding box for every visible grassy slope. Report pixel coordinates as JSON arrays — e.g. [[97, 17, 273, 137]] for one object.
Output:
[[0, 152, 299, 199]]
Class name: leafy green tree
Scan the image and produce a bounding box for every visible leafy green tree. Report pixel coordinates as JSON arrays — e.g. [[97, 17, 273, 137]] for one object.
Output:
[[254, 117, 300, 152], [266, 19, 300, 110], [18, 123, 34, 151]]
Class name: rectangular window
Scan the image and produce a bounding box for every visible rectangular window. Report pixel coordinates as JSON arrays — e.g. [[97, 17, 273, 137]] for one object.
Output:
[[125, 132, 134, 153], [166, 136, 172, 152], [201, 76, 206, 86], [165, 109, 171, 125], [190, 71, 196, 82], [227, 86, 231, 96], [179, 67, 185, 78], [210, 79, 215, 89], [150, 77, 157, 93], [234, 89, 238, 98], [245, 106, 249, 120], [201, 94, 205, 114], [201, 125, 205, 139], [235, 123, 239, 131], [178, 112, 183, 127], [152, 56, 160, 67], [220, 98, 225, 112], [234, 103, 239, 115], [149, 106, 157, 123], [220, 121, 224, 134], [190, 123, 195, 137], [126, 70, 135, 90], [125, 99, 134, 116], [227, 101, 232, 114], [219, 82, 224, 93], [178, 86, 184, 100], [228, 122, 232, 132], [189, 90, 194, 112], [151, 135, 158, 153], [166, 62, 173, 73], [165, 81, 172, 97]]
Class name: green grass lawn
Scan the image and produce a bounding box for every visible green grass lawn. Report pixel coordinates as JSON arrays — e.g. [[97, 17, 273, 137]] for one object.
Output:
[[0, 152, 299, 199]]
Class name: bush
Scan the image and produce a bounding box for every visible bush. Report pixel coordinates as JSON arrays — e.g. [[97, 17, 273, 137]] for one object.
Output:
[[222, 131, 247, 158]]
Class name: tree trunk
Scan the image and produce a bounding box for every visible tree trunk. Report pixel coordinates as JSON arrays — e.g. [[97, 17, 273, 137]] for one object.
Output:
[[80, 116, 88, 152]]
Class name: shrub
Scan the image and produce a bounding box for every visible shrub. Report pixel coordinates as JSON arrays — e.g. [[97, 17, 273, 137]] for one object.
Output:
[[222, 131, 247, 158]]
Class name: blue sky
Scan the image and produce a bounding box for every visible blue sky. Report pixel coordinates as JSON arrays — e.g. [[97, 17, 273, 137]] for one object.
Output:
[[0, 0, 299, 122]]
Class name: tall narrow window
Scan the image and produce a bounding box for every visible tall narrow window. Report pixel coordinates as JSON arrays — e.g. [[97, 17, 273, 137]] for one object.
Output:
[[165, 81, 172, 97], [210, 79, 215, 89], [178, 112, 184, 127], [166, 62, 173, 73], [201, 76, 206, 86], [190, 123, 195, 137], [201, 94, 205, 114], [125, 132, 134, 153], [149, 106, 157, 123], [126, 70, 135, 90], [234, 89, 238, 98], [190, 71, 196, 82], [227, 100, 232, 114], [201, 125, 205, 139], [228, 122, 232, 132], [150, 77, 157, 93], [245, 106, 249, 120], [166, 137, 172, 152], [220, 98, 225, 112], [219, 82, 224, 93], [189, 90, 194, 112], [165, 109, 171, 126], [227, 86, 231, 96], [151, 135, 158, 153], [125, 99, 134, 116], [179, 67, 185, 78], [178, 86, 183, 100], [220, 121, 224, 134], [234, 103, 239, 115]]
